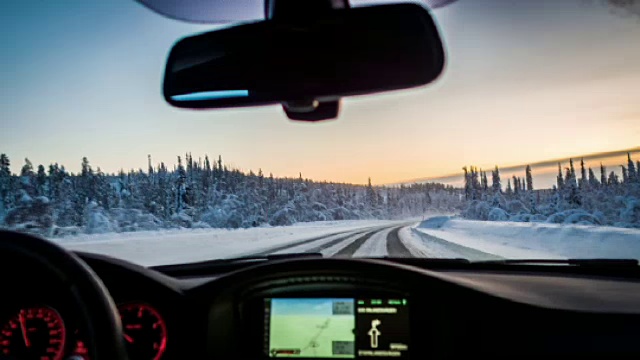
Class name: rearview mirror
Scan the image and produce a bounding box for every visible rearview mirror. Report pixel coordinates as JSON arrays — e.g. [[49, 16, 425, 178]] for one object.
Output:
[[163, 3, 444, 114]]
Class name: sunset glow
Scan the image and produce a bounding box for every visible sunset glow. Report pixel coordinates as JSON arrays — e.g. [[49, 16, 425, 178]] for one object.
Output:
[[2, 0, 639, 187]]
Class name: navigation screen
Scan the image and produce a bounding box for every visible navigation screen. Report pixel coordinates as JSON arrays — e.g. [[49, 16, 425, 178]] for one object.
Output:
[[265, 298, 409, 359]]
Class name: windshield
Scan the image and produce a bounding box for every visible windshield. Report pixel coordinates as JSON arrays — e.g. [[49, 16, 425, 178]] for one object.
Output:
[[1, 0, 639, 266]]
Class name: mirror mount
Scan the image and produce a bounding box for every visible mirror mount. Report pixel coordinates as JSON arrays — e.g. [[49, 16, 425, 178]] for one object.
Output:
[[265, 0, 349, 21], [283, 99, 341, 122], [266, 0, 348, 121]]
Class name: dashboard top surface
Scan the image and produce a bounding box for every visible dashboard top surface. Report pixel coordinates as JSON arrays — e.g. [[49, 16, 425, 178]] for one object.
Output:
[[78, 251, 640, 315]]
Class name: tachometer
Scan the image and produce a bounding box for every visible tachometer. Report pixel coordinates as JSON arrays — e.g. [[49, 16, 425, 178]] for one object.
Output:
[[0, 306, 66, 360], [118, 303, 167, 360]]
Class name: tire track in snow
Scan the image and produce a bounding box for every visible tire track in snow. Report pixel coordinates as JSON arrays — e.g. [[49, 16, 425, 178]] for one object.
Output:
[[351, 227, 395, 258], [332, 230, 384, 257], [258, 225, 394, 256], [252, 229, 368, 255], [319, 232, 376, 257], [386, 227, 414, 257], [305, 231, 371, 253]]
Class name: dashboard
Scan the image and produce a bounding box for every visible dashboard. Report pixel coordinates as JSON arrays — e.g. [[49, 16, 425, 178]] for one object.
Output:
[[2, 252, 640, 360]]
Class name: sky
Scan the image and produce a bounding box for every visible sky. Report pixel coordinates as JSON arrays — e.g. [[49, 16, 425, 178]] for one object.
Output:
[[2, 0, 639, 187], [413, 147, 640, 189]]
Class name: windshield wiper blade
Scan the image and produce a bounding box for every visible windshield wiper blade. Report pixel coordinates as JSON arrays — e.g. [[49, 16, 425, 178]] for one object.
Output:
[[477, 259, 639, 267]]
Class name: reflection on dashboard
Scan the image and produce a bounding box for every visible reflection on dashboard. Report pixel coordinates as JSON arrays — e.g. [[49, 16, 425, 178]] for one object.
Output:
[[0, 306, 66, 360], [118, 303, 168, 360]]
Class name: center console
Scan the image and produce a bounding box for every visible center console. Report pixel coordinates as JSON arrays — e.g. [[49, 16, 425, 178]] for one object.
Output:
[[264, 297, 410, 359], [227, 276, 414, 360]]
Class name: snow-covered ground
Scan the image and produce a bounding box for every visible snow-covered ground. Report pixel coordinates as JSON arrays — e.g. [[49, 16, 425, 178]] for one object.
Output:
[[412, 216, 640, 260], [56, 220, 401, 266], [53, 215, 640, 267]]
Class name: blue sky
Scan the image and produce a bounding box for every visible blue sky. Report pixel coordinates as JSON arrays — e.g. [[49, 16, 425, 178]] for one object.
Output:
[[2, 0, 639, 185], [271, 298, 353, 316]]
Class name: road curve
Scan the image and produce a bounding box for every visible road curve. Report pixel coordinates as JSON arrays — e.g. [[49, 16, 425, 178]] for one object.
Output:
[[385, 227, 413, 257], [256, 222, 500, 260]]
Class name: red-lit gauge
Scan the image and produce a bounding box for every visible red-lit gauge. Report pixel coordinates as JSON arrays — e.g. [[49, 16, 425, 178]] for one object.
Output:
[[118, 303, 167, 360], [0, 306, 66, 360]]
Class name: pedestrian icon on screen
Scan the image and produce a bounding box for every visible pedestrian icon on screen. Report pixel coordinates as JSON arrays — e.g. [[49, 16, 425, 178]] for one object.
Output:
[[368, 319, 381, 348]]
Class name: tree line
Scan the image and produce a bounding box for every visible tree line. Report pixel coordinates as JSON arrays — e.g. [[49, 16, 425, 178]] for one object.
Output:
[[461, 153, 640, 227], [0, 153, 462, 236]]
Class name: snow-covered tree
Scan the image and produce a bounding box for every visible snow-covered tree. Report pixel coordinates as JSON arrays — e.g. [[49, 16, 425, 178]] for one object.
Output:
[[566, 159, 577, 190], [628, 153, 637, 183], [19, 158, 37, 197], [481, 171, 489, 192], [557, 163, 565, 190], [525, 165, 533, 191], [0, 154, 11, 218], [600, 163, 607, 187], [36, 165, 47, 196], [20, 158, 34, 177], [491, 166, 501, 193], [462, 156, 640, 228], [588, 167, 599, 188], [580, 158, 587, 189]]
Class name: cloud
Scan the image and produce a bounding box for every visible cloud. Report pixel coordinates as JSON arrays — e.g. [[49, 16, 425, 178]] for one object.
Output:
[[395, 146, 640, 186]]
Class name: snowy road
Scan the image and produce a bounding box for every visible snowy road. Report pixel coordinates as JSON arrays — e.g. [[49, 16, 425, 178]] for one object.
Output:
[[251, 223, 500, 261], [62, 216, 640, 266], [60, 219, 505, 266]]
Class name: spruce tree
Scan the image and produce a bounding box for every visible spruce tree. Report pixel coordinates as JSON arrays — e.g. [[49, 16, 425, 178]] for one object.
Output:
[[600, 163, 607, 186], [21, 158, 34, 177], [492, 166, 501, 193], [569, 159, 576, 181], [481, 171, 489, 192], [588, 167, 598, 187], [580, 158, 587, 189], [20, 158, 36, 196], [36, 165, 47, 197], [0, 154, 11, 214], [627, 153, 637, 182], [525, 165, 533, 191], [462, 166, 470, 200], [557, 163, 565, 190]]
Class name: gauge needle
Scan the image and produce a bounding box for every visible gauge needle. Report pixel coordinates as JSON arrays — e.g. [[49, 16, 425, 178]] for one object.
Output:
[[124, 333, 135, 344], [18, 311, 31, 348]]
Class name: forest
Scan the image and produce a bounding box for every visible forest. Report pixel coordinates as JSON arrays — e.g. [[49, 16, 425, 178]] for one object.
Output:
[[461, 153, 640, 228], [0, 153, 462, 237]]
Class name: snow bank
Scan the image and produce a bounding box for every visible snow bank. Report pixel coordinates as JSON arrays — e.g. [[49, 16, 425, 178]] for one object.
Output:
[[416, 217, 640, 260], [56, 220, 400, 266]]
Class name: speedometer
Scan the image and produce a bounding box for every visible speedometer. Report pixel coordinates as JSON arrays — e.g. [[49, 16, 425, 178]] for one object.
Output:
[[0, 306, 66, 360], [118, 303, 167, 360]]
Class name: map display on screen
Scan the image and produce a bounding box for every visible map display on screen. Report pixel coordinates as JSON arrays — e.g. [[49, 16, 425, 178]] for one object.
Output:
[[268, 298, 355, 358]]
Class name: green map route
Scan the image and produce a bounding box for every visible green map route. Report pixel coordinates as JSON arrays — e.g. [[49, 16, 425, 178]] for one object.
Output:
[[269, 299, 355, 358]]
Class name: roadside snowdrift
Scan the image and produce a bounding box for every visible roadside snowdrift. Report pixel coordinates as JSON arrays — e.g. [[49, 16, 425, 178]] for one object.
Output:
[[416, 217, 640, 260]]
